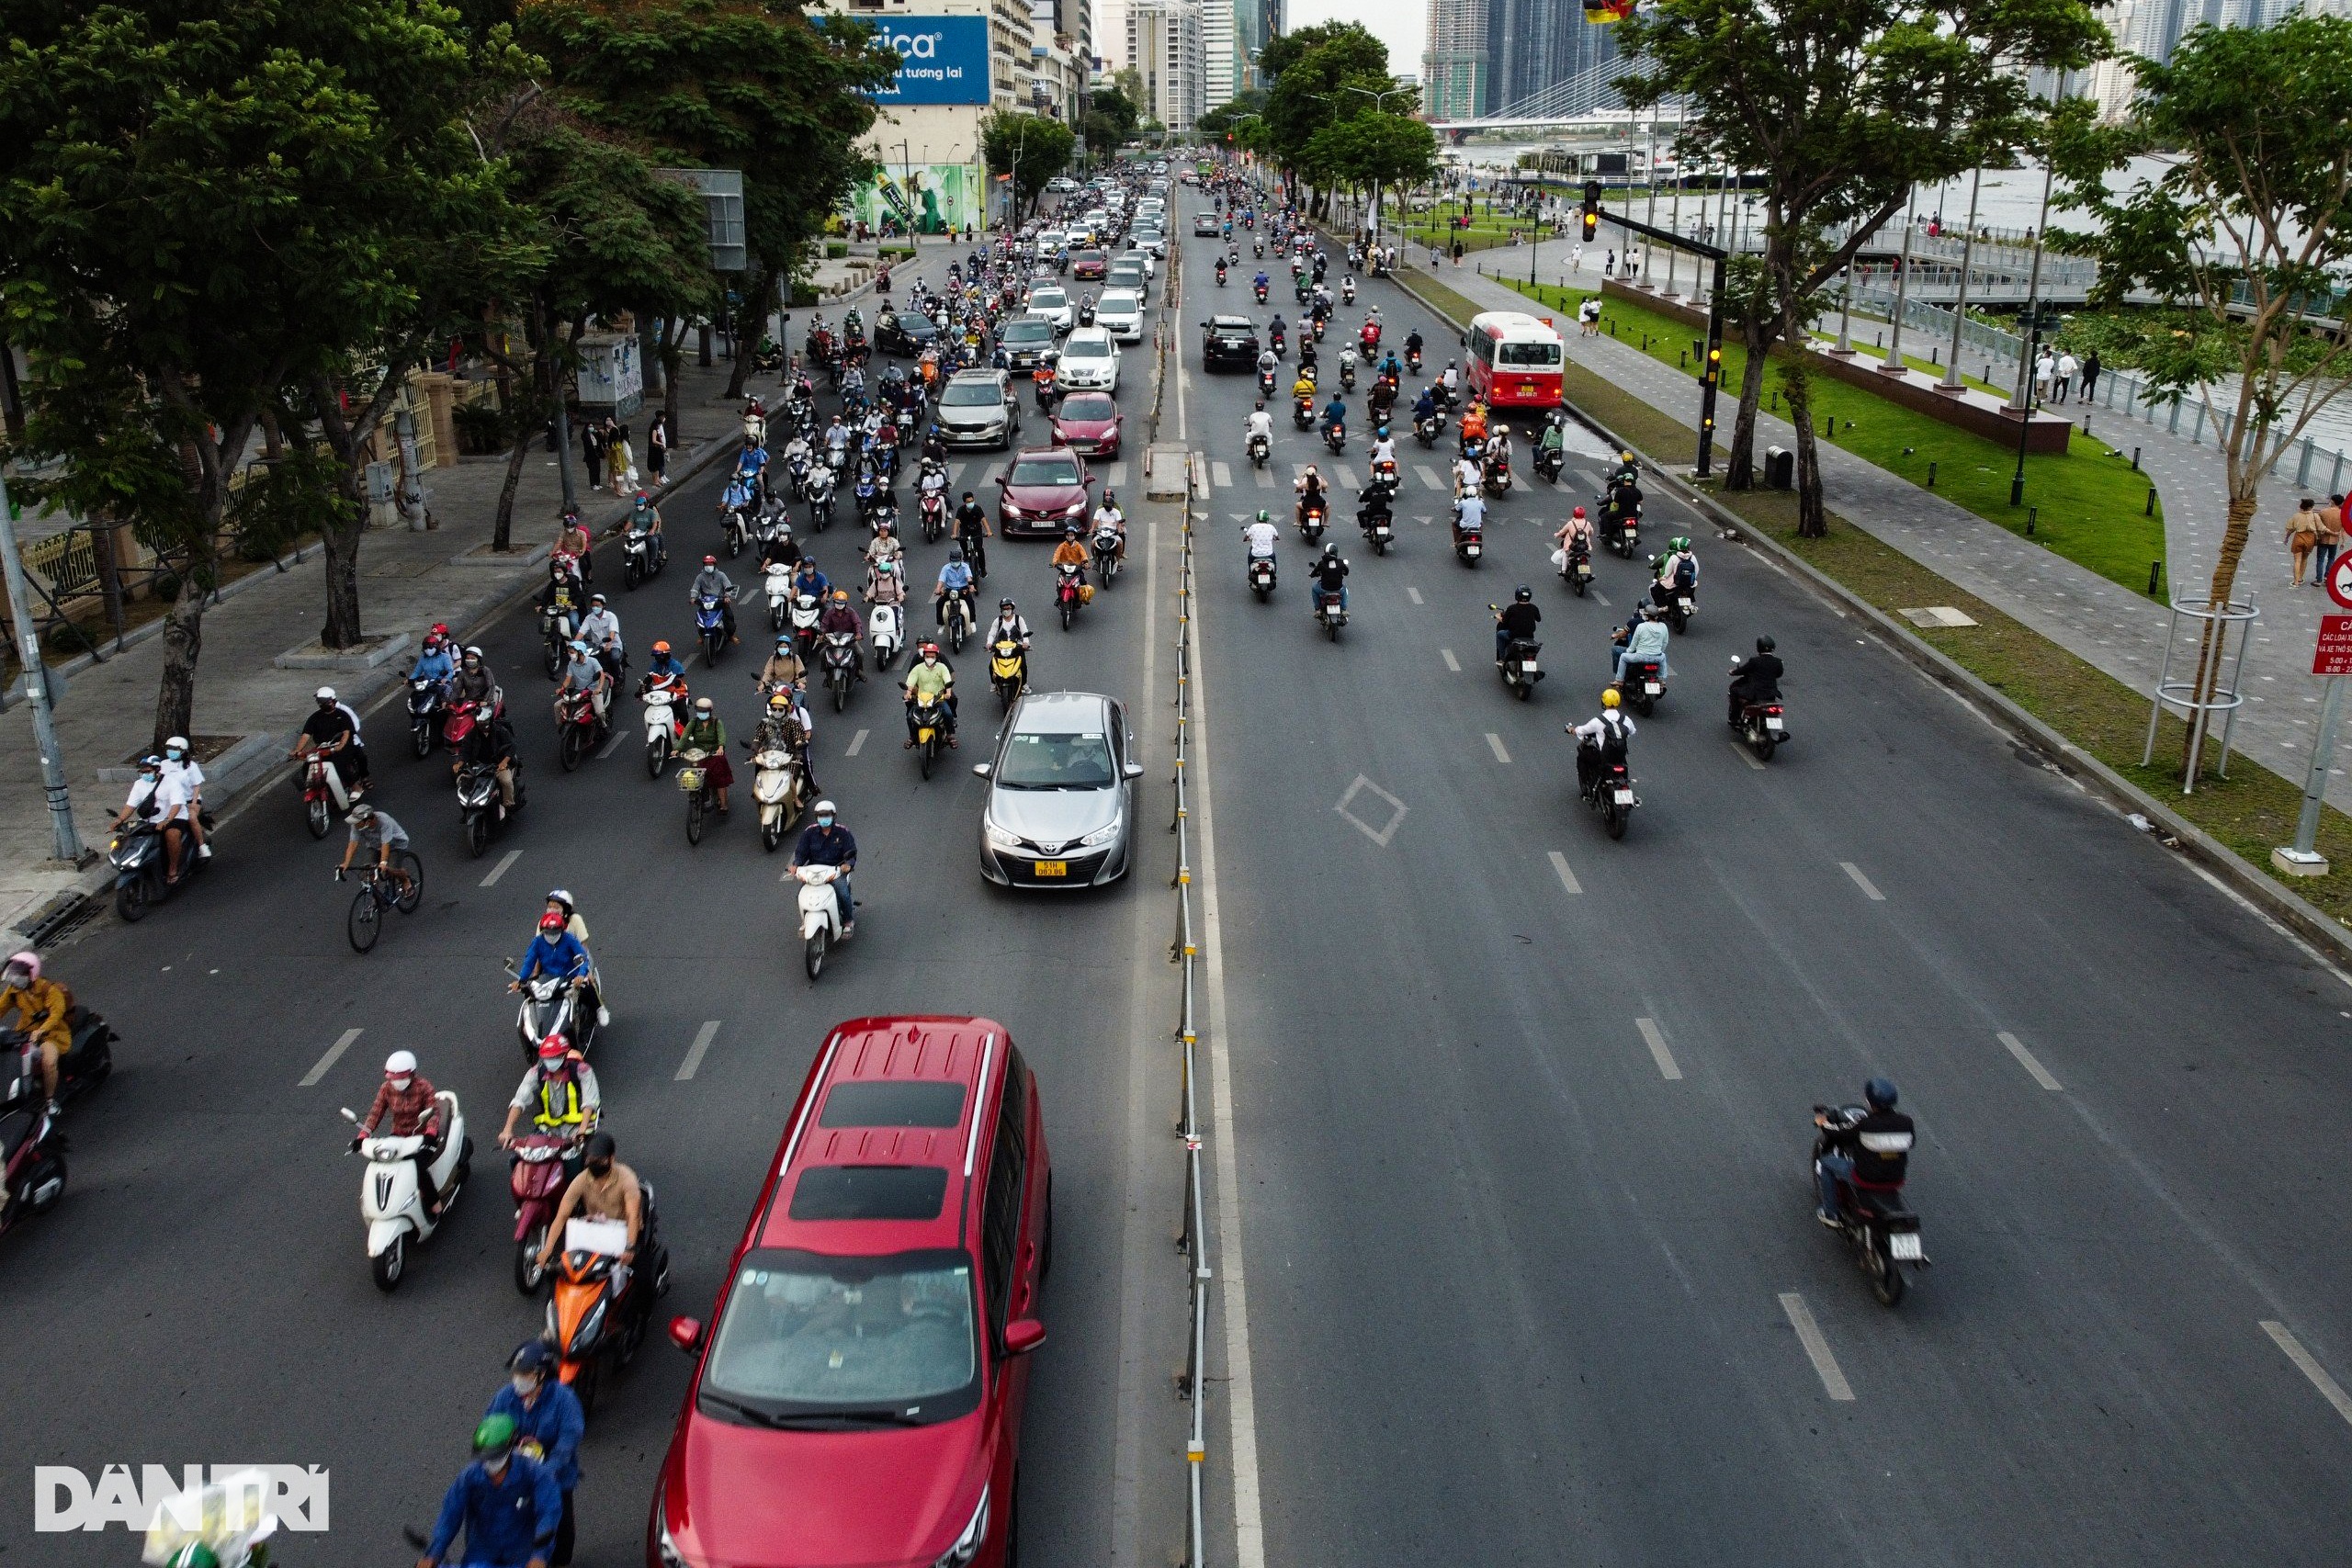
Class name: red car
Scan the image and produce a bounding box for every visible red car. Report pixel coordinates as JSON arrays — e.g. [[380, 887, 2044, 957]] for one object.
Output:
[[1050, 391, 1124, 458], [650, 1017, 1051, 1568], [996, 445, 1095, 538], [1069, 249, 1107, 281]]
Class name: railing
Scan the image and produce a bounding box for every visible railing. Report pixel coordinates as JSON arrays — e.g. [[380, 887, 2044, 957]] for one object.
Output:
[[1170, 458, 1209, 1567]]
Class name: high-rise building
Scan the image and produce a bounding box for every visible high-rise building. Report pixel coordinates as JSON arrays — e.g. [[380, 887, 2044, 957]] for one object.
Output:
[[1236, 0, 1278, 89], [1128, 0, 1206, 130], [1203, 0, 1239, 109], [1422, 0, 1491, 120]]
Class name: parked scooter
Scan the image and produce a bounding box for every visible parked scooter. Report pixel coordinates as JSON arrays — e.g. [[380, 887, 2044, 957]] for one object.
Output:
[[340, 1092, 471, 1292]]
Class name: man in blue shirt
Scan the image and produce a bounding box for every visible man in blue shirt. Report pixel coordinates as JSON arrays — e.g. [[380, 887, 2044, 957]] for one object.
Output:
[[792, 801, 857, 936], [419, 1415, 560, 1568], [485, 1343, 584, 1566], [933, 547, 977, 629], [512, 910, 594, 1039]]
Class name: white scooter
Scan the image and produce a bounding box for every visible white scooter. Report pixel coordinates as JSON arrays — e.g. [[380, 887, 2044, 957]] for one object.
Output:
[[789, 590, 823, 653], [642, 687, 681, 778], [752, 747, 804, 852], [869, 600, 905, 670], [765, 563, 795, 632], [340, 1094, 470, 1292], [794, 863, 851, 980]]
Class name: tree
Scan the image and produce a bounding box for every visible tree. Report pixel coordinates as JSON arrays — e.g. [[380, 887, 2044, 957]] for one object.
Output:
[[2057, 15, 2352, 781], [0, 0, 520, 745], [523, 0, 894, 403], [984, 113, 1077, 217], [1304, 110, 1437, 235], [1616, 0, 2107, 519], [1258, 21, 1394, 207], [1084, 84, 1142, 157], [1196, 87, 1267, 143]]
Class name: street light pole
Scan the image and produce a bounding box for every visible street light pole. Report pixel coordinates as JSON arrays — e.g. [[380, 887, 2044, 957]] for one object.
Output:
[[2010, 304, 2055, 506], [0, 471, 87, 864], [1939, 164, 1983, 390]]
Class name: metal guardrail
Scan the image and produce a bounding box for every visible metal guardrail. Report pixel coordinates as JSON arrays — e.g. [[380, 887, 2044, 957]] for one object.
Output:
[[1169, 455, 1209, 1567]]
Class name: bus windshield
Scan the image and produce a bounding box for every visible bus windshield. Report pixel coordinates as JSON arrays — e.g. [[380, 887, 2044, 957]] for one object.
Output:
[[1498, 339, 1562, 367]]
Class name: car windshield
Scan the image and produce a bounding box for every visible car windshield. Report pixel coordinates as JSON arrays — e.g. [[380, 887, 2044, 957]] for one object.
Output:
[[700, 1248, 980, 1424], [1102, 292, 1141, 312], [1058, 393, 1117, 422], [1030, 290, 1068, 309], [941, 381, 1002, 407], [1003, 320, 1054, 343], [1062, 338, 1112, 360], [1498, 339, 1564, 367], [996, 728, 1117, 789], [1010, 457, 1083, 487]]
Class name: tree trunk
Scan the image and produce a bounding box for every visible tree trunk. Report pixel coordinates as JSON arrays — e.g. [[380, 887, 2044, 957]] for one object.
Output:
[[1780, 351, 1827, 537], [658, 316, 684, 435], [316, 478, 366, 647], [725, 263, 768, 402], [151, 532, 216, 750], [492, 421, 533, 551], [2181, 491, 2258, 780], [1725, 328, 1768, 490]]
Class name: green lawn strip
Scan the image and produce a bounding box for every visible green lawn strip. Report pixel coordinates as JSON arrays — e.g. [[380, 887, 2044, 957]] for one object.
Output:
[[1385, 210, 1557, 255], [1553, 355, 2352, 923], [1514, 280, 2166, 596]]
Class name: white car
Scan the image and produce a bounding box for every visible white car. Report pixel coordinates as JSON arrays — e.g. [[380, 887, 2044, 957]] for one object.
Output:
[[1025, 286, 1074, 333], [1035, 228, 1068, 254], [1057, 327, 1121, 391], [1096, 288, 1147, 344]]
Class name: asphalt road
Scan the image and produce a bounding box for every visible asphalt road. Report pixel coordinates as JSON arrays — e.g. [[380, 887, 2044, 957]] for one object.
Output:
[[1173, 191, 2352, 1566], [0, 262, 1191, 1566]]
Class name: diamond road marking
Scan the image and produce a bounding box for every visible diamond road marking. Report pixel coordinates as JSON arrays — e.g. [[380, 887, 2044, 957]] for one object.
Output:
[[1335, 773, 1408, 847]]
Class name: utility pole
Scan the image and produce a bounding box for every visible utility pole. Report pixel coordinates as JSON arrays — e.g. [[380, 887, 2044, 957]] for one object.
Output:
[[0, 471, 88, 864], [1939, 165, 1984, 389]]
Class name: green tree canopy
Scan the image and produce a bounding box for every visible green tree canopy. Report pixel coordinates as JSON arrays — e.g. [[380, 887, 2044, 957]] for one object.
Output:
[[1084, 83, 1141, 157], [1259, 20, 1394, 191], [985, 112, 1077, 214]]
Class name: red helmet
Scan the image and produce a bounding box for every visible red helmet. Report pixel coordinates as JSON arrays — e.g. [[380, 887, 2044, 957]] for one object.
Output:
[[539, 911, 564, 933], [537, 1033, 571, 1063]]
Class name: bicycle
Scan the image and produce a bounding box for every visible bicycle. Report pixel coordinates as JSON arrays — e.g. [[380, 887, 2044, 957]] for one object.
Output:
[[344, 850, 424, 953]]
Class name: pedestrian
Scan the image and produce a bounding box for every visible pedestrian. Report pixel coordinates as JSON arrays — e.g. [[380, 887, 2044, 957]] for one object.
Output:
[[1605, 248, 1617, 277], [2287, 498, 2324, 587], [2033, 348, 2055, 403], [1578, 297, 1601, 337], [1571, 242, 1584, 274], [2054, 349, 2079, 404], [1451, 237, 1465, 268], [2320, 495, 2346, 585], [608, 420, 635, 496], [646, 411, 670, 488], [579, 415, 605, 491], [2080, 349, 2102, 403]]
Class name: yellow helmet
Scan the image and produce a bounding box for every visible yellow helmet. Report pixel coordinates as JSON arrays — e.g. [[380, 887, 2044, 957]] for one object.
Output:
[[768, 690, 791, 710], [1600, 687, 1622, 709]]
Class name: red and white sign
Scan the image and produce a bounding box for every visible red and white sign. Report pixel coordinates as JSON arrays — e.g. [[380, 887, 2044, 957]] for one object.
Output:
[[2316, 614, 2352, 676], [2329, 551, 2352, 610]]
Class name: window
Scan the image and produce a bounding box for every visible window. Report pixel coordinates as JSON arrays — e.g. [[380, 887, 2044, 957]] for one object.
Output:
[[1498, 339, 1562, 367], [700, 1248, 980, 1422], [820, 1081, 967, 1129], [1009, 457, 1082, 487], [1062, 338, 1113, 360], [994, 729, 1115, 788], [1469, 332, 1496, 367], [942, 380, 1005, 408], [788, 1165, 950, 1221], [979, 1074, 1027, 1339]]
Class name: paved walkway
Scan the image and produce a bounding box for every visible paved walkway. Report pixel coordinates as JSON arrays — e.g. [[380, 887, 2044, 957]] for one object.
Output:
[[1380, 234, 2348, 811]]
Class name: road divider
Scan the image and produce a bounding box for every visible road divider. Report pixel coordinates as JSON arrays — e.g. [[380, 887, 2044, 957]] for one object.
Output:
[[1780, 1292, 1857, 1401]]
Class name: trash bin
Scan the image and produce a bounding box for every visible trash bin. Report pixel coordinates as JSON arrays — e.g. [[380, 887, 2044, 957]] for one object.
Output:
[[1765, 446, 1794, 490]]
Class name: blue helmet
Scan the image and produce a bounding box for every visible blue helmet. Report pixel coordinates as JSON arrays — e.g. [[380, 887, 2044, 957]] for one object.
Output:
[[1864, 1077, 1898, 1111]]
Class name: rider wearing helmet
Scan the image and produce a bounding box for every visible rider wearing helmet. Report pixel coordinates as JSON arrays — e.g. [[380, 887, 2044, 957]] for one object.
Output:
[[1051, 525, 1091, 588], [1241, 508, 1280, 565], [791, 799, 859, 938], [903, 640, 958, 747], [1569, 688, 1636, 797], [512, 910, 593, 1049], [421, 1412, 562, 1568], [1728, 635, 1786, 726], [818, 587, 865, 678], [500, 1034, 602, 1156], [935, 544, 978, 628], [0, 952, 71, 1107], [1495, 584, 1542, 664], [356, 1049, 446, 1216], [1815, 1078, 1915, 1225], [483, 1341, 587, 1566], [1651, 535, 1699, 610]]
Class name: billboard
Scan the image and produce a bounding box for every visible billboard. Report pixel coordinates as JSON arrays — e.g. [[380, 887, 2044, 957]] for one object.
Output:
[[867, 17, 991, 105], [846, 164, 978, 235]]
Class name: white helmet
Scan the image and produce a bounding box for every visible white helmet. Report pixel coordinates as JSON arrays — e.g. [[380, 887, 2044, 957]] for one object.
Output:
[[383, 1049, 418, 1077], [316, 686, 338, 702]]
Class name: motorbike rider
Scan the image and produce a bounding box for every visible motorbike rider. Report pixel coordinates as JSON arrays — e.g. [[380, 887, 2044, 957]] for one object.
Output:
[[1307, 541, 1350, 616], [818, 588, 865, 678], [790, 800, 858, 937], [751, 687, 820, 794], [1496, 585, 1542, 664], [1368, 425, 1398, 470], [157, 733, 211, 861], [1244, 400, 1276, 457], [679, 696, 732, 813], [1290, 366, 1317, 413], [1412, 385, 1441, 433], [419, 1414, 560, 1568], [410, 626, 457, 688], [1484, 423, 1513, 483], [1538, 410, 1568, 469], [1459, 398, 1489, 455], [511, 910, 594, 1045], [452, 683, 522, 810], [454, 646, 500, 713], [293, 685, 368, 795], [1453, 448, 1484, 500], [689, 555, 739, 647], [1252, 268, 1270, 297], [1092, 488, 1128, 564], [1569, 688, 1636, 798], [1815, 1078, 1915, 1225], [1356, 478, 1396, 537], [499, 1034, 601, 1154], [0, 951, 70, 1109], [1241, 509, 1280, 575], [935, 545, 978, 630], [628, 491, 666, 564], [535, 1128, 655, 1322], [483, 1342, 586, 1568], [1651, 536, 1700, 610], [577, 592, 623, 682], [865, 517, 904, 573], [1728, 635, 1786, 725], [903, 640, 958, 748], [954, 491, 992, 578], [1612, 603, 1673, 682], [1555, 506, 1597, 564], [1453, 487, 1488, 544], [1439, 360, 1461, 405], [1320, 394, 1348, 441], [554, 638, 610, 729], [989, 596, 1035, 654], [1405, 328, 1424, 367], [1050, 525, 1091, 591], [1607, 449, 1641, 492], [1269, 311, 1287, 351], [109, 754, 164, 838], [356, 1048, 446, 1219], [557, 508, 593, 572]]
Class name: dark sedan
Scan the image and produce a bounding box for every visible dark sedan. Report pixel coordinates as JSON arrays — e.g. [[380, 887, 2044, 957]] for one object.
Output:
[[874, 308, 942, 357], [999, 315, 1059, 376], [997, 446, 1094, 538], [1201, 314, 1260, 371]]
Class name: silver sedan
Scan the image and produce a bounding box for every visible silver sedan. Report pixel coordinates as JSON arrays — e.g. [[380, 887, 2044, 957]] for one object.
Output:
[[975, 691, 1143, 887]]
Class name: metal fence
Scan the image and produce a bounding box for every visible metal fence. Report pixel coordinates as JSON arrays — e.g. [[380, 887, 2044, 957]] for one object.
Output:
[[1170, 496, 1209, 1565]]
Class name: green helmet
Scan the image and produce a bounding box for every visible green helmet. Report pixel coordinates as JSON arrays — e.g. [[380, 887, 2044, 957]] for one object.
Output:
[[165, 1546, 221, 1568], [473, 1413, 520, 1461], [1256, 508, 1271, 523], [1671, 536, 1691, 553]]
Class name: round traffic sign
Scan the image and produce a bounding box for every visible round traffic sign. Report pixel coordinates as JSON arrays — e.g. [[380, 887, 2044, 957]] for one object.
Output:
[[2330, 549, 2352, 610]]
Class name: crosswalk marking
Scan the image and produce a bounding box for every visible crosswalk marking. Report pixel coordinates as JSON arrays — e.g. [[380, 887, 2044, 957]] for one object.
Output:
[[1334, 465, 1359, 489], [1415, 464, 1444, 491], [1107, 461, 1129, 488], [1253, 466, 1274, 489]]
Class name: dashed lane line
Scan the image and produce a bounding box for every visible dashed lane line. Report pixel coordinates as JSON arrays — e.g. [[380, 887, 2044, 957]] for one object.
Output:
[[1840, 861, 1887, 901], [1998, 1031, 2064, 1092], [675, 1020, 723, 1081], [1548, 850, 1582, 895], [1485, 732, 1512, 764], [1635, 1017, 1681, 1080], [1441, 648, 1461, 671], [2264, 1321, 2352, 1429], [480, 848, 524, 888], [300, 1028, 364, 1088], [1781, 1292, 1857, 1401], [847, 728, 869, 756]]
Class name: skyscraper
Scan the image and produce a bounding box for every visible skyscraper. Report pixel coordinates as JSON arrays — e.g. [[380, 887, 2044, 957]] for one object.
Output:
[[1425, 0, 1625, 118], [1422, 0, 1491, 120], [1127, 0, 1206, 130], [1203, 0, 1239, 108]]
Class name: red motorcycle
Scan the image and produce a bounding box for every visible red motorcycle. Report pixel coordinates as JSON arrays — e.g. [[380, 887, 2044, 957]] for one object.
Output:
[[508, 1133, 576, 1294], [1055, 560, 1087, 632], [295, 744, 353, 840], [555, 686, 608, 773]]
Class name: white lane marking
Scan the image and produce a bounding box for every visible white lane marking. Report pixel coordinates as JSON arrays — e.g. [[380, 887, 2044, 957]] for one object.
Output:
[[597, 727, 631, 758], [1190, 535, 1268, 1568], [1548, 850, 1582, 895], [1109, 461, 1130, 488], [1334, 465, 1359, 490], [1407, 586, 1424, 605], [1485, 732, 1512, 764], [1335, 774, 1408, 847], [1781, 1292, 1857, 1401], [1210, 460, 1232, 488], [480, 848, 524, 888], [1731, 740, 1766, 771], [300, 1028, 364, 1088], [1998, 1031, 2064, 1092], [846, 728, 869, 756], [675, 1020, 722, 1081], [1635, 1017, 1681, 1080], [1441, 648, 1461, 671], [2264, 1321, 2352, 1429], [1590, 590, 1610, 607], [1840, 861, 1887, 901], [1415, 464, 1444, 490], [1252, 466, 1274, 489]]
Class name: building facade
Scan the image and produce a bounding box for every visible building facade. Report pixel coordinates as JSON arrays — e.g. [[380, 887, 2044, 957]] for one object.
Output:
[[1127, 0, 1205, 132], [1203, 0, 1238, 111], [1421, 0, 1490, 122]]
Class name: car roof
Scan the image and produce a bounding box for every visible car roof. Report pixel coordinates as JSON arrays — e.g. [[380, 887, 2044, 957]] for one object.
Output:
[[1011, 444, 1083, 464], [1210, 315, 1255, 328], [1064, 326, 1114, 344], [1009, 690, 1115, 732], [756, 1016, 1007, 1256], [946, 367, 1005, 385], [1101, 289, 1143, 306]]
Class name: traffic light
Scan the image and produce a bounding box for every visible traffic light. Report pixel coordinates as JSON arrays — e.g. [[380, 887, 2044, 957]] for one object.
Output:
[[1701, 343, 1722, 389], [1581, 178, 1603, 243]]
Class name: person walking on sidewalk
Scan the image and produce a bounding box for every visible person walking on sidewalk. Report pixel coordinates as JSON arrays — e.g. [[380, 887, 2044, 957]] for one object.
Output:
[[1571, 243, 1584, 274], [609, 421, 636, 497], [2322, 495, 2349, 586], [2054, 350, 2079, 405], [647, 412, 671, 488], [2287, 498, 2325, 587], [2034, 349, 2056, 404], [1604, 249, 1617, 278], [2080, 350, 2102, 403], [581, 417, 605, 491]]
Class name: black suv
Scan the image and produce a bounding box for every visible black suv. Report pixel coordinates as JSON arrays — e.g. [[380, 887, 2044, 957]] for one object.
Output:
[[1201, 315, 1260, 371]]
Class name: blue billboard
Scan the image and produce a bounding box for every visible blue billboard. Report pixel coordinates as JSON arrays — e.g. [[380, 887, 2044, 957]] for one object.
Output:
[[867, 17, 991, 106]]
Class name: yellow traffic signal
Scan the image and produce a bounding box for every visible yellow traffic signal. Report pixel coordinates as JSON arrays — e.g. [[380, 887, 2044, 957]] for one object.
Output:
[[1581, 178, 1603, 243]]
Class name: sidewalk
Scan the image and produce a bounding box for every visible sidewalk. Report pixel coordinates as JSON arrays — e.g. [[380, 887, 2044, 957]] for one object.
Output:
[[0, 353, 759, 944], [1398, 238, 2352, 812]]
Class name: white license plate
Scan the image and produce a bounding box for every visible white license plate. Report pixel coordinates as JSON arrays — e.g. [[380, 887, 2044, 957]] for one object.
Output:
[[1678, 598, 1693, 611], [1764, 716, 1785, 731], [1644, 681, 1662, 695], [1519, 661, 1537, 674], [1888, 1232, 1923, 1261], [1613, 789, 1634, 806], [1465, 544, 1480, 557]]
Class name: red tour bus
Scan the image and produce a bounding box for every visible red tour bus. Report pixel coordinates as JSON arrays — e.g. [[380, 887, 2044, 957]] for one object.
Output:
[[1464, 310, 1565, 411]]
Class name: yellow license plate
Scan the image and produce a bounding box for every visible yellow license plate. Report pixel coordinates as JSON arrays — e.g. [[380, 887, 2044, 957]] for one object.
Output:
[[1033, 861, 1069, 877]]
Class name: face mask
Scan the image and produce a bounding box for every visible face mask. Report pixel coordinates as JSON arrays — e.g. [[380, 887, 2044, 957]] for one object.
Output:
[[166, 749, 184, 761], [389, 1077, 413, 1091], [512, 1374, 538, 1398], [587, 1161, 613, 1179], [816, 815, 834, 829]]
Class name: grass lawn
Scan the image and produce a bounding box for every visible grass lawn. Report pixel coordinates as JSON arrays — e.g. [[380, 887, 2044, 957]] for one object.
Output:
[[1512, 280, 2168, 597], [1385, 207, 1557, 256]]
